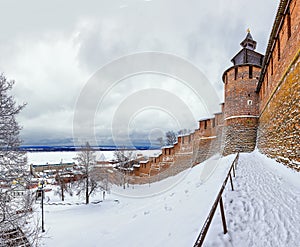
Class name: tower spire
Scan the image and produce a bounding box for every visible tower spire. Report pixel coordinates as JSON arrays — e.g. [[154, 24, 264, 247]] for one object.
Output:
[[240, 30, 257, 50]]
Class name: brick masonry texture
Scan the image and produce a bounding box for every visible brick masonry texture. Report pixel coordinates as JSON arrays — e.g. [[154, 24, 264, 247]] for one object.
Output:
[[223, 118, 258, 155], [257, 0, 300, 170], [223, 66, 260, 118], [257, 55, 300, 170], [130, 0, 299, 182], [221, 64, 260, 155]]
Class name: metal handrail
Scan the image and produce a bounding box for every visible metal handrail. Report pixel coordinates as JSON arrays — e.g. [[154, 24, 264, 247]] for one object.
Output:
[[193, 153, 239, 247]]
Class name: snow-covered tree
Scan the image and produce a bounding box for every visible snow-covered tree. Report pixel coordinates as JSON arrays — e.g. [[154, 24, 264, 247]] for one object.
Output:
[[113, 149, 136, 168], [97, 170, 111, 196], [113, 149, 136, 189], [75, 142, 98, 204], [0, 74, 39, 245]]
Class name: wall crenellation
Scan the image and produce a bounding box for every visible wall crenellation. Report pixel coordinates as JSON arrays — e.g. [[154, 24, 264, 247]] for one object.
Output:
[[131, 0, 299, 182]]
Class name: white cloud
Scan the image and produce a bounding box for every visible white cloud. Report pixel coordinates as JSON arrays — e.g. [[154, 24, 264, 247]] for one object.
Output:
[[0, 0, 279, 145]]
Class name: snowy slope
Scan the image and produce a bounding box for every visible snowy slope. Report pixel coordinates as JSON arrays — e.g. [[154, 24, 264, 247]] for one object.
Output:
[[37, 151, 300, 247], [40, 154, 235, 247]]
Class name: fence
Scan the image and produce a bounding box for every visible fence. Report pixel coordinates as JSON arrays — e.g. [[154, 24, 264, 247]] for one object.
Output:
[[193, 153, 239, 247], [0, 226, 31, 247]]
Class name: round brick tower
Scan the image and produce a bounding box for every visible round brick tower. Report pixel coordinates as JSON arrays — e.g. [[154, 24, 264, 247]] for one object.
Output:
[[222, 31, 264, 155]]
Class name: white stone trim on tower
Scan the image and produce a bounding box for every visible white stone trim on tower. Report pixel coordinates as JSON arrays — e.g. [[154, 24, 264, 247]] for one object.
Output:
[[224, 115, 259, 121]]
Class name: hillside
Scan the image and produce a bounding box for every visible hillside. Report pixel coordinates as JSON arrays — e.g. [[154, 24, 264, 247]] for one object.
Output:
[[39, 151, 300, 247]]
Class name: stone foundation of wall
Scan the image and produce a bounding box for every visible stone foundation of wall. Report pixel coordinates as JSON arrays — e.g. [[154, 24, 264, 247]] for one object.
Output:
[[223, 117, 258, 155]]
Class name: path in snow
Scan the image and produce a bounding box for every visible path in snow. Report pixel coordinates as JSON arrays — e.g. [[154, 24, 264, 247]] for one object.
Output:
[[205, 151, 300, 247]]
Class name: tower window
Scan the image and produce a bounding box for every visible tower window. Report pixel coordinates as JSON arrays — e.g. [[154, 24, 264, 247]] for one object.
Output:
[[277, 36, 281, 60], [271, 57, 273, 75], [212, 118, 215, 128], [287, 9, 291, 39], [234, 67, 238, 80], [249, 65, 253, 79], [204, 121, 207, 129], [247, 100, 253, 105]]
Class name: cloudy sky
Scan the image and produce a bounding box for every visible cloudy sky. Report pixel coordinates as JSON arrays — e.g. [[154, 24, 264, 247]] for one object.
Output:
[[0, 0, 279, 146]]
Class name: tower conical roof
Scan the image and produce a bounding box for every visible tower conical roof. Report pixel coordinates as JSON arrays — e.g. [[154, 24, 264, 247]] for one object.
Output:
[[230, 30, 264, 66], [240, 30, 257, 50]]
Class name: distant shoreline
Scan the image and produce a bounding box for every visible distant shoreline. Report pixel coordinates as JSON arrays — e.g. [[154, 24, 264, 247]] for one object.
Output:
[[20, 145, 160, 152]]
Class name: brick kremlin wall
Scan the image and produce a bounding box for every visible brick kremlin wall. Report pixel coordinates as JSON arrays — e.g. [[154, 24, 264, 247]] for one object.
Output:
[[256, 0, 300, 170], [130, 0, 300, 183], [257, 54, 300, 170], [132, 116, 224, 184]]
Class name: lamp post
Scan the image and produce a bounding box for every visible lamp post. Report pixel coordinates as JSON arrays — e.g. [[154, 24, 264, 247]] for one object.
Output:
[[40, 179, 45, 233]]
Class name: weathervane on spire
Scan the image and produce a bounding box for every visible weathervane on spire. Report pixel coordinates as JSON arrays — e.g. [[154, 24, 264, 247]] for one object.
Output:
[[247, 28, 251, 33]]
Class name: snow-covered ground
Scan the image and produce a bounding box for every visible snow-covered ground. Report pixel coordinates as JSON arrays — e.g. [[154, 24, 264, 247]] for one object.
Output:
[[206, 151, 300, 247], [34, 150, 300, 247]]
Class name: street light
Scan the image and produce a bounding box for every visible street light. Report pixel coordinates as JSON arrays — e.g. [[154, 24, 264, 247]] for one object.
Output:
[[41, 179, 45, 232], [38, 179, 45, 232]]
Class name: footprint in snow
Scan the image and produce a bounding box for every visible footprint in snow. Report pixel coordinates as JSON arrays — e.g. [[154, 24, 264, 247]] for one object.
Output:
[[132, 214, 137, 219], [169, 192, 175, 197], [164, 205, 172, 211], [144, 211, 150, 215], [196, 182, 202, 188], [185, 190, 189, 194]]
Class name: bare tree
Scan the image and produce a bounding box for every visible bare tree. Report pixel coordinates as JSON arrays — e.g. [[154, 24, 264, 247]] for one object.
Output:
[[177, 128, 191, 135], [165, 130, 177, 146], [113, 149, 136, 189], [54, 168, 68, 201], [0, 74, 39, 246], [156, 137, 164, 147], [75, 142, 98, 204], [97, 170, 112, 200]]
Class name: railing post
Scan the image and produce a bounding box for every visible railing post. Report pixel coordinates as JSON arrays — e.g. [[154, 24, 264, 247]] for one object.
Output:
[[229, 173, 234, 191], [235, 153, 239, 169], [194, 153, 239, 246], [219, 196, 227, 234], [232, 163, 236, 177]]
